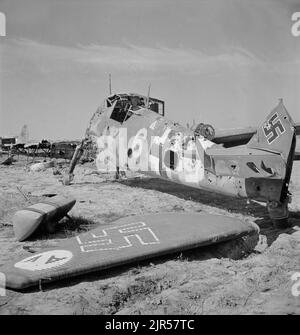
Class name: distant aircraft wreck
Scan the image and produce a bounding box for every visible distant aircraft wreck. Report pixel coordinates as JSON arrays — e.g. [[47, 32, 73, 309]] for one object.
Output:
[[64, 93, 299, 228]]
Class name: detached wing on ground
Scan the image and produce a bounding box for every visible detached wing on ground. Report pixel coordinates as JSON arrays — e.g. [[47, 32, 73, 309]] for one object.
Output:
[[0, 213, 259, 290]]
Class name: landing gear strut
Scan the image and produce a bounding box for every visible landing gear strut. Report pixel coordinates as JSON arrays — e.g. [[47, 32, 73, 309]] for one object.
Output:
[[63, 139, 86, 185]]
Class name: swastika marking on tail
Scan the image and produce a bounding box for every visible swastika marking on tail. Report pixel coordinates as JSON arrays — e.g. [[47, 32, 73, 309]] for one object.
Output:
[[262, 113, 285, 144]]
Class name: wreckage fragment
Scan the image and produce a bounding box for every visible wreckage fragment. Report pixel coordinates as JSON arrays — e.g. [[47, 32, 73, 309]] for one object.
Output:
[[12, 195, 76, 241]]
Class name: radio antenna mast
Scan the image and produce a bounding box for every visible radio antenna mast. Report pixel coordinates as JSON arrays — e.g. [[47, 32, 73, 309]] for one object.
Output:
[[109, 74, 112, 95], [146, 83, 151, 108]]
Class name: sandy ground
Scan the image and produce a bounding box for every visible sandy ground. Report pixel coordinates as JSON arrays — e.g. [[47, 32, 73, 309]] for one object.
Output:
[[0, 155, 299, 315]]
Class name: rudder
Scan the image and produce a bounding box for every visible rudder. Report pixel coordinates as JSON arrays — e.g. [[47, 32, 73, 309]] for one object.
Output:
[[247, 99, 296, 163]]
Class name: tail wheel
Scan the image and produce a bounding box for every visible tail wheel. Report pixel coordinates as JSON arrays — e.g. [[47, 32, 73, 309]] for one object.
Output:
[[267, 198, 291, 229]]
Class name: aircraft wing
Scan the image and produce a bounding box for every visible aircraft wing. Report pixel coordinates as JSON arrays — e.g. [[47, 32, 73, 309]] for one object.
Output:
[[212, 122, 300, 160], [0, 212, 258, 290], [212, 126, 257, 147]]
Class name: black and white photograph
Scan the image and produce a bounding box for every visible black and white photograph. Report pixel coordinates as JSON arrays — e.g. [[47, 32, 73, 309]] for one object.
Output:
[[0, 0, 300, 318]]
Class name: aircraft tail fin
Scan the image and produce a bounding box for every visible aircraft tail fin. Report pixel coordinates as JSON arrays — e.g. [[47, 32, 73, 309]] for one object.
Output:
[[18, 125, 29, 144], [247, 99, 296, 163]]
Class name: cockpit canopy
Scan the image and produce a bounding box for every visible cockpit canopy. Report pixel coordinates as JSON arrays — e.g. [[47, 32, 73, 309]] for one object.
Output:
[[107, 93, 165, 123]]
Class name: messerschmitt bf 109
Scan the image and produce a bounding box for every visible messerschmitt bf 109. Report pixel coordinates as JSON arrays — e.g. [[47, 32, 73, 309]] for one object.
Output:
[[64, 93, 298, 228], [1, 93, 299, 290]]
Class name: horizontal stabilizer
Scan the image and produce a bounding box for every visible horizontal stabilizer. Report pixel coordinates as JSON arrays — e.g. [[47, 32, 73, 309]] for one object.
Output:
[[13, 196, 76, 242]]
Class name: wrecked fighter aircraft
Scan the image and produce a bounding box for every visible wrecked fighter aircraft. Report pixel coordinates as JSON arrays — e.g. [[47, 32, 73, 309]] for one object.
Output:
[[64, 93, 297, 228], [1, 94, 297, 290]]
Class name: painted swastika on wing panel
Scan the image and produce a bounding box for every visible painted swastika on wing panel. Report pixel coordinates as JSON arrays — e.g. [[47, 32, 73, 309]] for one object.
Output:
[[262, 113, 285, 144], [76, 222, 160, 253], [14, 250, 73, 271]]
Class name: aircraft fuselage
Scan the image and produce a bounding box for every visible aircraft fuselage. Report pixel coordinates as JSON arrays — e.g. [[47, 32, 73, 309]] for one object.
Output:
[[83, 93, 296, 225]]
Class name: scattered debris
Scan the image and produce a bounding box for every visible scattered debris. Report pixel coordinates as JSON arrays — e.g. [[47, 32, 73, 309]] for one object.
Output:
[[1, 156, 14, 166], [30, 159, 56, 172], [52, 168, 62, 176], [12, 195, 76, 241]]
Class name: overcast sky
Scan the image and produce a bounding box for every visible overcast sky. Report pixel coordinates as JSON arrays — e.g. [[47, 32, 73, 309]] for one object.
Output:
[[0, 0, 299, 140]]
